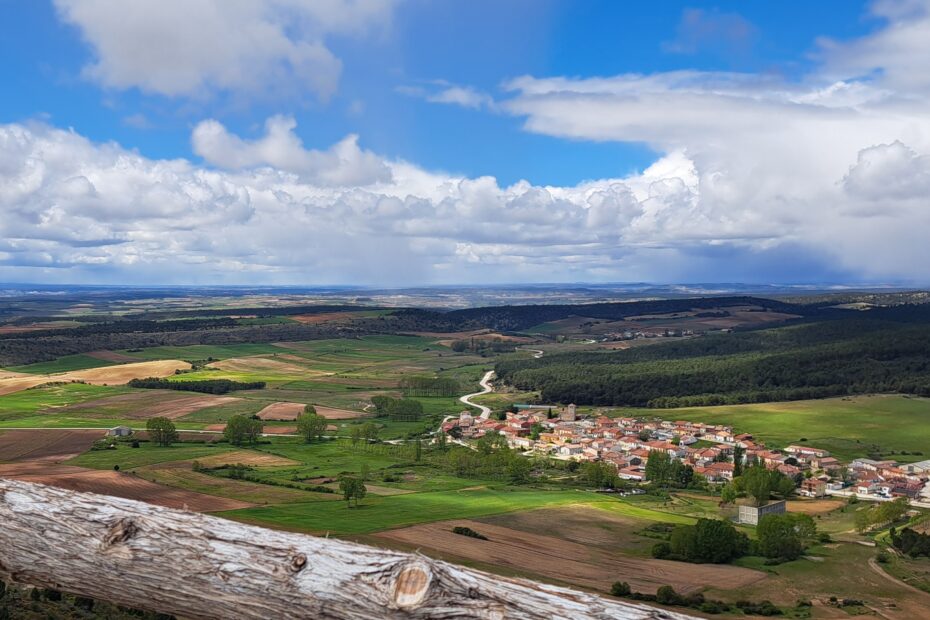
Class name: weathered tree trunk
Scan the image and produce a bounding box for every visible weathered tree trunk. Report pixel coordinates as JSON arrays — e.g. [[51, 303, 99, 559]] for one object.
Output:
[[0, 478, 694, 619]]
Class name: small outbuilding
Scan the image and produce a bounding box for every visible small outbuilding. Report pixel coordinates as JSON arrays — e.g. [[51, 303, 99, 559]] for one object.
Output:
[[107, 426, 133, 437], [736, 500, 786, 526]]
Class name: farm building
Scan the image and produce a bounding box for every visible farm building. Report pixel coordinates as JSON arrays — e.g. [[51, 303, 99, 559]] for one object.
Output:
[[107, 426, 133, 437], [736, 500, 786, 525]]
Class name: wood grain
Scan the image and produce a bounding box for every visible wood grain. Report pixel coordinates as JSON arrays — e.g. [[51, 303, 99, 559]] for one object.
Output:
[[0, 478, 694, 619]]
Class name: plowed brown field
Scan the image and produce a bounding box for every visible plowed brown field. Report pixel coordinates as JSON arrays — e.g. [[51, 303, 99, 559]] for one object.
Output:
[[314, 405, 367, 419], [376, 516, 766, 595], [0, 429, 103, 463], [256, 401, 305, 420], [61, 391, 242, 419], [0, 462, 253, 511]]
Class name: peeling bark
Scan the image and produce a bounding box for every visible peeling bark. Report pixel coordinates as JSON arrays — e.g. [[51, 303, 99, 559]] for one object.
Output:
[[0, 478, 694, 619]]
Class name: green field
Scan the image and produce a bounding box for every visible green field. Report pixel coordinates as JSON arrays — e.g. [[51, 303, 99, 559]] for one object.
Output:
[[9, 354, 118, 374], [0, 335, 491, 434], [223, 487, 607, 534], [619, 394, 930, 462], [0, 383, 121, 425], [68, 442, 234, 469], [119, 343, 286, 361]]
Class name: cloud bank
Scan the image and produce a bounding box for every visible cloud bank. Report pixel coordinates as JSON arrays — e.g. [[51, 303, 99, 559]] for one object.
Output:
[[5, 0, 930, 285]]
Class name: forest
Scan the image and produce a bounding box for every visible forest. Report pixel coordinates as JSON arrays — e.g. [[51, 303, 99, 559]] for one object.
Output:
[[390, 295, 812, 332], [495, 317, 930, 407]]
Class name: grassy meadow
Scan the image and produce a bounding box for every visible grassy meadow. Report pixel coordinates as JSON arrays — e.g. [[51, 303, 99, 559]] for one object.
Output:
[[618, 394, 930, 462]]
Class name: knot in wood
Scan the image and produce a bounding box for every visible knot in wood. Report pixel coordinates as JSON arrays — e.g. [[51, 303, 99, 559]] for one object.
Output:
[[288, 553, 307, 574], [101, 517, 137, 549], [391, 562, 432, 609]]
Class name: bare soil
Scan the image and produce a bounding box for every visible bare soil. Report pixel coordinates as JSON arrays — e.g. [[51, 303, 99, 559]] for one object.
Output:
[[0, 429, 104, 463], [84, 350, 141, 363], [0, 462, 253, 511], [787, 499, 845, 515], [61, 391, 242, 419], [256, 401, 305, 420], [376, 515, 766, 595], [313, 405, 369, 419], [178, 450, 298, 468]]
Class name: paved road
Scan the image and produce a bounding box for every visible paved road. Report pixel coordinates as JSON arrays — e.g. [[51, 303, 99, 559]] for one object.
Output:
[[458, 370, 495, 419]]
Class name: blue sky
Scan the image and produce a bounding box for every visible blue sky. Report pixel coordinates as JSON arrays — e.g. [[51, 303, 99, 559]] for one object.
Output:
[[3, 0, 873, 185], [1, 0, 928, 285]]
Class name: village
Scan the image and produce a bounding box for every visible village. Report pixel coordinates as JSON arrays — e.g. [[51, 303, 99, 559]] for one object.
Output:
[[442, 404, 930, 507]]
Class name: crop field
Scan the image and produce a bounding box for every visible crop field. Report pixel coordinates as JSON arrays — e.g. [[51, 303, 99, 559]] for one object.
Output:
[[135, 463, 330, 505], [9, 354, 118, 374], [0, 359, 190, 397], [0, 335, 491, 436], [56, 392, 244, 420], [255, 401, 305, 420], [375, 513, 765, 594], [624, 394, 930, 462], [222, 488, 611, 534], [0, 462, 253, 512], [0, 429, 104, 462]]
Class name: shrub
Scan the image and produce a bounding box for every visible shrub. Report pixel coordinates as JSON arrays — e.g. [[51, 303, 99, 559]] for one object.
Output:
[[656, 585, 683, 606], [610, 581, 631, 597], [651, 542, 672, 559], [451, 526, 488, 540]]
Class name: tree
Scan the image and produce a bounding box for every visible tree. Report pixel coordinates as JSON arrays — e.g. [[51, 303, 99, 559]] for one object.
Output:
[[645, 450, 673, 485], [670, 461, 694, 487], [669, 518, 749, 563], [735, 464, 795, 507], [146, 417, 178, 447], [339, 476, 367, 507], [476, 431, 508, 454], [720, 483, 737, 504], [361, 422, 379, 444], [732, 445, 745, 477], [224, 414, 263, 446], [506, 457, 533, 484], [757, 514, 807, 560], [414, 438, 422, 461], [529, 422, 543, 440], [436, 430, 448, 451], [296, 410, 327, 443]]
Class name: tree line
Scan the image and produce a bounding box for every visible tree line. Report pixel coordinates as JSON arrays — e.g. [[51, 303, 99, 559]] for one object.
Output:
[[370, 396, 424, 421], [128, 377, 266, 394]]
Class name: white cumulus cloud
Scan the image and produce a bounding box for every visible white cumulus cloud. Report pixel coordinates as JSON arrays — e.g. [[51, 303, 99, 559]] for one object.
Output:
[[54, 0, 396, 100]]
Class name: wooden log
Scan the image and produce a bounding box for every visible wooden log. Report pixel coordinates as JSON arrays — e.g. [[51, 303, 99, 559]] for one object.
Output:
[[0, 478, 695, 619]]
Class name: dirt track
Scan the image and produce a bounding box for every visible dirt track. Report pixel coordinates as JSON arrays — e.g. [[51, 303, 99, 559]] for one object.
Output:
[[376, 517, 766, 594]]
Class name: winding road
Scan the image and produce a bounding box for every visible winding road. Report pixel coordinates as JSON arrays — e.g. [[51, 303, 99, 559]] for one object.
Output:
[[459, 370, 495, 419]]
